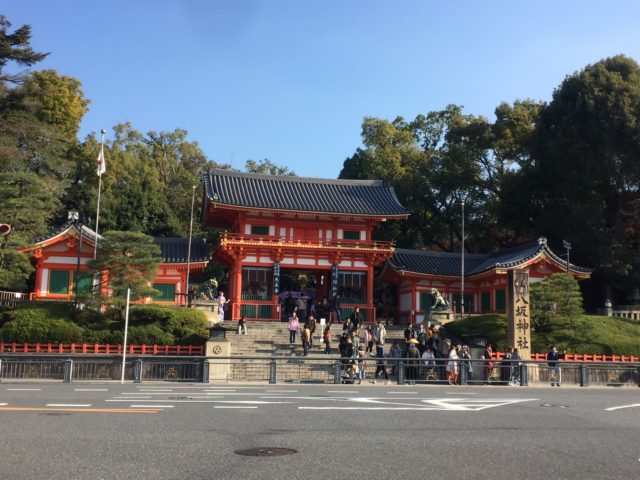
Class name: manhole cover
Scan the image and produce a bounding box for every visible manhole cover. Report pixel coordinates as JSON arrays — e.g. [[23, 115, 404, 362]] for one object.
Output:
[[234, 447, 297, 457]]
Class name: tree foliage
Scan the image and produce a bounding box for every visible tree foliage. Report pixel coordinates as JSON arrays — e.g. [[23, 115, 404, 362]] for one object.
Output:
[[530, 273, 584, 334], [0, 172, 56, 290], [525, 55, 640, 299], [87, 231, 162, 315], [0, 15, 48, 85], [20, 69, 90, 136], [245, 158, 295, 176]]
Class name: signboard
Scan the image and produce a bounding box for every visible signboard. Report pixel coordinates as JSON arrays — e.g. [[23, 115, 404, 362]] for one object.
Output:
[[273, 262, 280, 295], [508, 269, 531, 360], [331, 264, 339, 297]]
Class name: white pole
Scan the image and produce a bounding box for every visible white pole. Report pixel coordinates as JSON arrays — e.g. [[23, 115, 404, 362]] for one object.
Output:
[[121, 287, 131, 383], [94, 129, 106, 259], [461, 200, 465, 319], [185, 185, 196, 306]]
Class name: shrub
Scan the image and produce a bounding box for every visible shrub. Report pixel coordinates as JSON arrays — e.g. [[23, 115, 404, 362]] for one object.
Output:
[[129, 305, 208, 345], [127, 324, 174, 345], [2, 302, 75, 325], [83, 329, 123, 345], [0, 317, 84, 343]]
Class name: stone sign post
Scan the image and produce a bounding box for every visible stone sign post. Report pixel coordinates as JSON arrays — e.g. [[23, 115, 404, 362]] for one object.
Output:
[[508, 269, 531, 360]]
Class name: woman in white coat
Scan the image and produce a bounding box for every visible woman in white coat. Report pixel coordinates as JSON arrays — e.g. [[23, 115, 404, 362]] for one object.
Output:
[[446, 345, 460, 385]]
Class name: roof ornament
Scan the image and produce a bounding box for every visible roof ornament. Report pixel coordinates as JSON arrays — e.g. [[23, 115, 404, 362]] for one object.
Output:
[[537, 237, 547, 247]]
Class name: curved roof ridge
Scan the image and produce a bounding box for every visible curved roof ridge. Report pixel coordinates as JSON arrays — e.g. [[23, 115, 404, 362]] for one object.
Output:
[[205, 170, 409, 217], [211, 168, 384, 186]]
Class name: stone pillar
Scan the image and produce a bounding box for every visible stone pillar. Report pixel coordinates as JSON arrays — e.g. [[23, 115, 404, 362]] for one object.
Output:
[[507, 269, 531, 360], [205, 334, 231, 381]]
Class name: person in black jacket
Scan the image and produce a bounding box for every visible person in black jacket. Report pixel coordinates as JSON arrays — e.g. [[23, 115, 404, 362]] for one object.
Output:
[[547, 345, 562, 386]]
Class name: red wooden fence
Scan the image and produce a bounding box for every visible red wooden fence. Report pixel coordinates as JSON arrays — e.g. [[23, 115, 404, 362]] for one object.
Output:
[[491, 352, 639, 362], [0, 343, 204, 356]]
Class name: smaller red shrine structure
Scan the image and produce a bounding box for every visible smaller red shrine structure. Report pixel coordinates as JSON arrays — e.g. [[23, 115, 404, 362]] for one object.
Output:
[[202, 169, 409, 321], [380, 237, 592, 324], [20, 223, 209, 305]]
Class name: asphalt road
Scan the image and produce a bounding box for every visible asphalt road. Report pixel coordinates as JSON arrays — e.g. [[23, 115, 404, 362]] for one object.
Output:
[[1, 382, 639, 480]]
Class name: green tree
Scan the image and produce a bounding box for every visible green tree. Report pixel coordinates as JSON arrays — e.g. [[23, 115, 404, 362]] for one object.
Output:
[[245, 158, 295, 176], [20, 69, 90, 136], [521, 55, 640, 303], [0, 15, 48, 85], [89, 123, 222, 237], [0, 171, 56, 290], [530, 273, 584, 334], [87, 231, 162, 317]]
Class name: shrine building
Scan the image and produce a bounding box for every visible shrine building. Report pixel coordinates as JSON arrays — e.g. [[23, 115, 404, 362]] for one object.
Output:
[[202, 169, 409, 321], [380, 237, 592, 324], [20, 223, 209, 305]]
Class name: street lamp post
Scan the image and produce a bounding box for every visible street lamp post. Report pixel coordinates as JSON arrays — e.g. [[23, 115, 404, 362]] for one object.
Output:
[[185, 185, 196, 307], [68, 210, 82, 307], [563, 240, 571, 273], [460, 200, 465, 319]]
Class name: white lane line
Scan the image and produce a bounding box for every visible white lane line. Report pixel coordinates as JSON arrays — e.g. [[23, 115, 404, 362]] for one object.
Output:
[[605, 404, 640, 411], [135, 385, 256, 389], [74, 388, 109, 392], [0, 403, 7, 406], [202, 392, 285, 397], [387, 391, 418, 394], [130, 405, 174, 408], [120, 392, 171, 395], [327, 391, 358, 394], [300, 407, 428, 411], [46, 404, 91, 407], [7, 388, 41, 391], [445, 392, 476, 395], [265, 390, 298, 393], [111, 396, 151, 399], [215, 406, 257, 409], [106, 399, 293, 404]]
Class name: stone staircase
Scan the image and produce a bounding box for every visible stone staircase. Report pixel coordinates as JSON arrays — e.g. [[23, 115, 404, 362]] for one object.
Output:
[[220, 320, 407, 357]]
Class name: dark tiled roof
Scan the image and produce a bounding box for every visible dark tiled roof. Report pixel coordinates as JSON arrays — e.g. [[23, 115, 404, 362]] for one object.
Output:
[[32, 224, 209, 265], [390, 249, 489, 277], [32, 222, 102, 245], [388, 238, 592, 277], [153, 237, 210, 263], [204, 169, 409, 217]]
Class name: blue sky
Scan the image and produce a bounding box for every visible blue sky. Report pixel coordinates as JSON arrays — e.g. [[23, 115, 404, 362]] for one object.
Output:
[[5, 1, 640, 177]]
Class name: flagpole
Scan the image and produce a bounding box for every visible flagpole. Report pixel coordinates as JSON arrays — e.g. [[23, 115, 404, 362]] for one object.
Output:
[[94, 129, 106, 259], [185, 185, 196, 307]]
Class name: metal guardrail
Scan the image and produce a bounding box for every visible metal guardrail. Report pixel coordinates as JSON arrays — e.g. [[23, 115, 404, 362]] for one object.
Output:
[[0, 355, 638, 386]]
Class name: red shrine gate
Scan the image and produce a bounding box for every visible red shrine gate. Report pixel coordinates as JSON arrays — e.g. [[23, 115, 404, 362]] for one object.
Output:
[[202, 170, 409, 321]]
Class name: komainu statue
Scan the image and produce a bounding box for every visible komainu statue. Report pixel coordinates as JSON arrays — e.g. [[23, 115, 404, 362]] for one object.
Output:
[[430, 288, 450, 311]]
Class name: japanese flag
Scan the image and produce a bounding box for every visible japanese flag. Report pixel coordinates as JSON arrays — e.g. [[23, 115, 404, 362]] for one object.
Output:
[[97, 143, 106, 176]]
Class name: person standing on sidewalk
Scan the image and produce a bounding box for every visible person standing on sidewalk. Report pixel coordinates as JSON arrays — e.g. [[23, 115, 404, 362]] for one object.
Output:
[[373, 341, 389, 383], [547, 345, 562, 386]]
